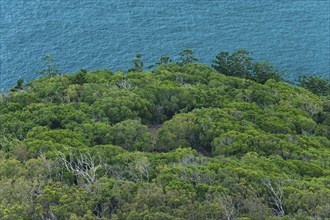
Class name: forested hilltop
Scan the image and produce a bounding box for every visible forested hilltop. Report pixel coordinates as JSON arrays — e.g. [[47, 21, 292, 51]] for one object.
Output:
[[0, 51, 330, 219]]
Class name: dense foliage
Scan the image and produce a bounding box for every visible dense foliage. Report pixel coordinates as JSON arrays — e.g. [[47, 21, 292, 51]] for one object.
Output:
[[298, 75, 330, 96], [212, 50, 284, 83], [0, 55, 329, 219]]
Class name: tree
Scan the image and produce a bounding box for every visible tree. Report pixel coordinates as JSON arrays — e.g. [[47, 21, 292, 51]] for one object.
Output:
[[158, 54, 171, 65], [179, 48, 198, 65], [129, 53, 144, 72], [57, 151, 103, 185], [149, 54, 172, 68], [262, 179, 285, 216], [212, 49, 253, 79], [156, 113, 199, 151], [212, 50, 286, 83], [10, 79, 24, 92], [298, 75, 330, 96], [252, 61, 283, 84], [71, 68, 87, 85], [128, 156, 151, 182], [108, 120, 152, 151], [37, 54, 60, 77]]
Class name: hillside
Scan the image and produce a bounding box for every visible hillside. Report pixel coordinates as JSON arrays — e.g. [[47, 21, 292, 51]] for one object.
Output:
[[0, 62, 330, 219]]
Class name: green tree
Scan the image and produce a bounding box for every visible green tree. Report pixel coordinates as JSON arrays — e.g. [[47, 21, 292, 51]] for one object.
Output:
[[212, 50, 284, 84], [71, 68, 87, 85], [129, 53, 144, 72], [10, 79, 24, 92], [252, 61, 283, 84], [298, 75, 330, 96], [108, 120, 152, 151], [37, 54, 60, 77], [212, 49, 253, 79], [149, 54, 172, 68], [158, 54, 171, 65], [156, 113, 199, 151], [179, 48, 198, 65]]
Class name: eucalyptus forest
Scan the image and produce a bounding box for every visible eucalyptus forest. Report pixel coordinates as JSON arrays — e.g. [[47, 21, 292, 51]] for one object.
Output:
[[0, 50, 329, 219]]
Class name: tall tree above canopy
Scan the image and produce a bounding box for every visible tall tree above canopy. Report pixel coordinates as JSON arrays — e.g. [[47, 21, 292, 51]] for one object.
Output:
[[179, 48, 198, 66], [129, 53, 144, 72], [212, 49, 253, 79], [37, 54, 60, 77], [212, 50, 283, 83]]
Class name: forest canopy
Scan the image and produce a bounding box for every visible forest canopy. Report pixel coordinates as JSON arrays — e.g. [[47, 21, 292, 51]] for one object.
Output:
[[0, 51, 329, 219]]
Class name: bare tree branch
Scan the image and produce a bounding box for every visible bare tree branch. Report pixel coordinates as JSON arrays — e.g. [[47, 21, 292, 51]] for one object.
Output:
[[57, 151, 103, 185], [262, 179, 285, 216]]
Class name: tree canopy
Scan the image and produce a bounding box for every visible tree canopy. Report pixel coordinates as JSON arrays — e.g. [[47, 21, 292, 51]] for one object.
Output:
[[0, 52, 329, 219]]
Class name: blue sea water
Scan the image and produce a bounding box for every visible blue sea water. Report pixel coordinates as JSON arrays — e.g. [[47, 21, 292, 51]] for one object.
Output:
[[0, 0, 329, 91]]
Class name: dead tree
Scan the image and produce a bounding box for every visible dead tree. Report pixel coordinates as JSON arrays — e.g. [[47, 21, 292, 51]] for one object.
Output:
[[262, 179, 285, 216], [57, 151, 102, 185]]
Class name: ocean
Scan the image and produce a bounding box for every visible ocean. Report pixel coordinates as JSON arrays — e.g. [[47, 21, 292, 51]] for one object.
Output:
[[1, 0, 329, 91]]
